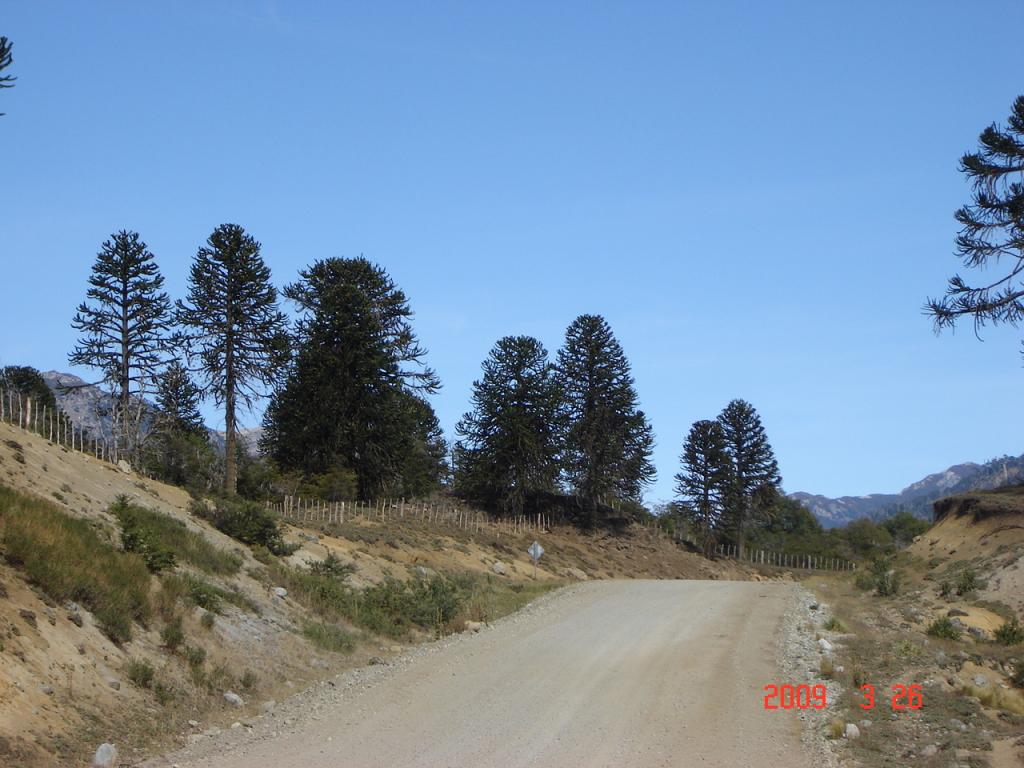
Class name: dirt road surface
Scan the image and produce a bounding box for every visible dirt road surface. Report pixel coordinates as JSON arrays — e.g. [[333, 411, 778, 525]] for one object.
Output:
[[165, 580, 814, 768]]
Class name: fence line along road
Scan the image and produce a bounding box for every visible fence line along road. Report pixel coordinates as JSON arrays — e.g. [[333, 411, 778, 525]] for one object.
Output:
[[712, 542, 855, 571]]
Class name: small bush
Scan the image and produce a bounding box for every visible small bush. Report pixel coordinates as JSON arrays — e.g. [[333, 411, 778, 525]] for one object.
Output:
[[0, 485, 151, 642], [200, 611, 216, 630], [184, 645, 206, 669], [156, 574, 189, 620], [160, 617, 185, 651], [126, 659, 155, 689], [854, 571, 875, 591], [827, 718, 844, 739], [302, 621, 356, 653], [113, 496, 241, 575], [309, 553, 356, 581], [191, 497, 296, 556], [240, 670, 258, 690], [955, 569, 984, 596], [994, 617, 1024, 646], [179, 574, 259, 615], [823, 617, 846, 632], [939, 580, 954, 598], [927, 616, 961, 639], [1011, 664, 1024, 689], [154, 681, 176, 706]]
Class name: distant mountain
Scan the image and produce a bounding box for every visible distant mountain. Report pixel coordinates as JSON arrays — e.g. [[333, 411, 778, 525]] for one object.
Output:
[[791, 455, 1024, 528], [41, 370, 260, 456]]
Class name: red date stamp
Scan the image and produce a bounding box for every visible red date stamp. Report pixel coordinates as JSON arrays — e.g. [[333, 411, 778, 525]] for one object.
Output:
[[763, 683, 924, 711], [858, 684, 923, 711], [763, 684, 828, 710]]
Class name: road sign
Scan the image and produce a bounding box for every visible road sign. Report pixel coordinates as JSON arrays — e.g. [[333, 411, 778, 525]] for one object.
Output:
[[528, 540, 544, 562]]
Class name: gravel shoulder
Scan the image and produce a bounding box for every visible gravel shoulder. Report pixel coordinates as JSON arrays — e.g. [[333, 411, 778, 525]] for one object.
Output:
[[149, 580, 821, 768]]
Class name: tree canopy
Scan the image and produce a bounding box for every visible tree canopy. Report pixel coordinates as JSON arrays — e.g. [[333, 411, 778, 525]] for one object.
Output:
[[927, 94, 1024, 361], [455, 335, 562, 515]]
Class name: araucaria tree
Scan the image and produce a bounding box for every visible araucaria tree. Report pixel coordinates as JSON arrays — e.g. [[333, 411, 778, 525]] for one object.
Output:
[[556, 314, 655, 522], [69, 230, 170, 452], [261, 257, 442, 500], [154, 361, 205, 436], [716, 398, 780, 557], [143, 361, 216, 489], [177, 224, 288, 494], [454, 336, 562, 515], [675, 419, 732, 555], [927, 95, 1024, 361], [0, 36, 14, 116]]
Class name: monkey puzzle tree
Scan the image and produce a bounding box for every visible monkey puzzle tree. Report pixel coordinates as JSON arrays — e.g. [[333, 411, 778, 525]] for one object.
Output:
[[675, 419, 732, 555], [454, 335, 562, 515], [927, 95, 1024, 361], [177, 224, 288, 494], [555, 314, 655, 523], [0, 36, 14, 116], [716, 398, 780, 557], [69, 230, 171, 453], [261, 257, 441, 499]]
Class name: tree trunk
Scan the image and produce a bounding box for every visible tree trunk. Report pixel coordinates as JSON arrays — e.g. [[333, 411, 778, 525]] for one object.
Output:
[[224, 365, 237, 494]]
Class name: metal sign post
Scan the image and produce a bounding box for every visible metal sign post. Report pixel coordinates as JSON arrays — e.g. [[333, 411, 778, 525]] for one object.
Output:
[[527, 540, 544, 579]]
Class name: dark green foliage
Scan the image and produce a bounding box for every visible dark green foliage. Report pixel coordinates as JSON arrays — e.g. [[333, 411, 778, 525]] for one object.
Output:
[[143, 362, 218, 490], [843, 519, 894, 558], [302, 621, 356, 653], [994, 617, 1024, 646], [160, 616, 185, 651], [191, 496, 294, 556], [177, 224, 289, 493], [309, 552, 356, 580], [955, 568, 984, 595], [0, 366, 55, 409], [262, 257, 441, 500], [112, 496, 241, 575], [69, 231, 171, 449], [927, 95, 1024, 362], [881, 510, 930, 547], [0, 36, 14, 116], [455, 336, 562, 515], [0, 484, 151, 643], [154, 361, 205, 435], [674, 419, 732, 554], [869, 558, 901, 596], [555, 315, 655, 522], [716, 399, 780, 554], [273, 557, 464, 639], [927, 616, 960, 639], [126, 659, 155, 689]]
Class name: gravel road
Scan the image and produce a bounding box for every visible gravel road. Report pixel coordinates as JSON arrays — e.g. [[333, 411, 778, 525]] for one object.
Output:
[[160, 580, 816, 768]]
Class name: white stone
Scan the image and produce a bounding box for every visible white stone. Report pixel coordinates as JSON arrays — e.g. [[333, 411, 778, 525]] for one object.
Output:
[[223, 691, 244, 707], [272, 587, 288, 598], [818, 638, 834, 652], [844, 723, 860, 740], [491, 561, 508, 576], [91, 743, 118, 767]]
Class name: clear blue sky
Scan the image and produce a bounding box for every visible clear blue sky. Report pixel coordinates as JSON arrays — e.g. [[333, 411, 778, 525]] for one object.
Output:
[[2, 1, 1022, 502]]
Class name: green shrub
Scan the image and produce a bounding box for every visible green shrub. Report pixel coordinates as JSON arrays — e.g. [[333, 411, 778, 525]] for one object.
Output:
[[200, 610, 215, 630], [823, 617, 846, 632], [1012, 664, 1024, 689], [154, 680, 176, 706], [160, 616, 185, 651], [113, 496, 241, 575], [179, 574, 259, 615], [126, 659, 155, 689], [854, 571, 875, 591], [184, 645, 206, 669], [302, 621, 356, 653], [927, 616, 961, 639], [994, 617, 1024, 646], [940, 580, 954, 597], [191, 497, 296, 556], [955, 569, 984, 596], [875, 569, 901, 596], [240, 670, 258, 690], [309, 552, 356, 581], [0, 484, 151, 642]]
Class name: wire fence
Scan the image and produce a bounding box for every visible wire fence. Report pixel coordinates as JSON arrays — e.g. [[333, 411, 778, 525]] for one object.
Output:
[[713, 542, 855, 571], [0, 386, 125, 464]]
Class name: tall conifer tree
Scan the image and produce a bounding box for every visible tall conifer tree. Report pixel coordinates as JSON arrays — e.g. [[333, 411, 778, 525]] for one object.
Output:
[[716, 398, 780, 557], [675, 419, 732, 555], [927, 95, 1024, 361], [69, 230, 170, 452], [261, 257, 440, 499], [454, 336, 562, 515], [177, 224, 288, 494], [556, 314, 655, 522]]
